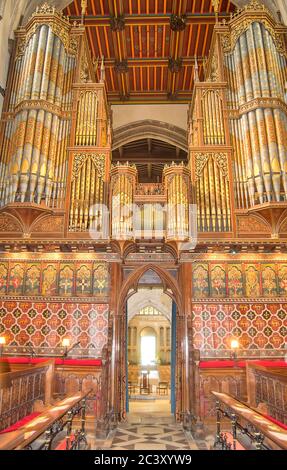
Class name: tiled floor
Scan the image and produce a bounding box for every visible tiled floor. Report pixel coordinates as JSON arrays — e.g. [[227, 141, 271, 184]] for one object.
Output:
[[92, 399, 212, 451]]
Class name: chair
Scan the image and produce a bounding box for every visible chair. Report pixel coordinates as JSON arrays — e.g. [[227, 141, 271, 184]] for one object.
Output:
[[157, 381, 168, 395]]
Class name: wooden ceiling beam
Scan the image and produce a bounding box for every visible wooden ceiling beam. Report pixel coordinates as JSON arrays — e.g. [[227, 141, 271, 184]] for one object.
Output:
[[167, 0, 188, 99], [71, 13, 231, 27], [104, 56, 205, 66]]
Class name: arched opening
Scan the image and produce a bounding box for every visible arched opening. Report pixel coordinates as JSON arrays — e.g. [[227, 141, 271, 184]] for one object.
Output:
[[113, 264, 184, 422]]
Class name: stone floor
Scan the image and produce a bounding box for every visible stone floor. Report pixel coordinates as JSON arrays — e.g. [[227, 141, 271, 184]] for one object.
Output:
[[91, 399, 214, 451]]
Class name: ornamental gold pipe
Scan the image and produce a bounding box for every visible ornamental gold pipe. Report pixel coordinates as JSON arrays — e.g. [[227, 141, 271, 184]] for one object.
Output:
[[206, 92, 212, 144], [247, 26, 260, 99], [48, 36, 61, 104], [52, 119, 63, 205], [242, 113, 255, 206], [234, 120, 245, 208], [212, 91, 219, 145], [28, 109, 44, 202], [238, 121, 249, 207], [32, 26, 48, 100], [230, 121, 241, 207], [69, 175, 76, 229], [78, 93, 84, 146], [234, 42, 246, 106], [46, 115, 60, 205], [208, 159, 216, 231], [236, 119, 246, 207], [196, 178, 201, 230], [213, 161, 222, 231], [253, 22, 270, 97], [274, 109, 287, 196], [20, 31, 36, 101], [203, 91, 210, 144], [79, 159, 86, 230], [83, 92, 89, 146], [239, 33, 253, 102], [203, 164, 210, 231], [10, 58, 20, 109], [86, 92, 91, 146], [40, 28, 54, 101], [90, 93, 95, 146], [218, 167, 227, 231], [256, 108, 272, 202], [55, 42, 65, 107], [211, 91, 218, 145], [76, 96, 82, 145], [74, 158, 81, 229], [84, 160, 90, 231], [89, 158, 96, 227], [11, 110, 28, 202], [20, 35, 32, 102], [264, 108, 281, 201], [199, 173, 205, 231], [38, 112, 53, 204], [248, 111, 264, 204], [88, 92, 93, 146], [20, 109, 37, 202], [218, 94, 225, 144], [58, 121, 69, 204]]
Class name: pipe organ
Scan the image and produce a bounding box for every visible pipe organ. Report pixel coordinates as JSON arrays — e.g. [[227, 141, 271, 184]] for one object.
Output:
[[110, 163, 137, 240], [188, 0, 287, 235], [163, 164, 191, 241], [0, 5, 79, 208], [0, 0, 286, 244]]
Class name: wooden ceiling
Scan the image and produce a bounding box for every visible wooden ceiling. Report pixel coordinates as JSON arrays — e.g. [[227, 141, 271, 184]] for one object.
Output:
[[112, 138, 187, 182], [65, 0, 235, 103]]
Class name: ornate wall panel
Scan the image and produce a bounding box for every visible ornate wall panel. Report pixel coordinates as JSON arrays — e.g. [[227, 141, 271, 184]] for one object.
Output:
[[0, 259, 109, 298], [0, 301, 109, 357], [192, 261, 287, 298]]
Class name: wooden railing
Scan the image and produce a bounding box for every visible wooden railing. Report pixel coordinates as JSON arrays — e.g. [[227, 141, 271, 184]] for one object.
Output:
[[212, 391, 287, 451], [0, 361, 54, 432], [246, 362, 287, 425], [0, 390, 91, 450]]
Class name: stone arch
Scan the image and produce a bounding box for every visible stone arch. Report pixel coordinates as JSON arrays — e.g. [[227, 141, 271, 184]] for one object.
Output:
[[118, 263, 181, 315], [112, 119, 188, 153]]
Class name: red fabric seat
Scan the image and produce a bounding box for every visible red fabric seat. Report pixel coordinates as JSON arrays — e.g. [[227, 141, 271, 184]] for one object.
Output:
[[199, 360, 287, 369], [0, 412, 41, 434], [223, 432, 246, 450], [55, 434, 76, 450], [2, 357, 102, 366], [263, 415, 287, 430]]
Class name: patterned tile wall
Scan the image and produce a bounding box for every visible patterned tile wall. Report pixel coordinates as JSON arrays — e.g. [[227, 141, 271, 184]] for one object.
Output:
[[0, 301, 109, 356], [192, 302, 287, 352]]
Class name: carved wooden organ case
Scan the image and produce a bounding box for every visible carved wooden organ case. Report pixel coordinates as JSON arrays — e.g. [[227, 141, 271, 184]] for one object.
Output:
[[0, 4, 111, 239], [188, 1, 287, 239]]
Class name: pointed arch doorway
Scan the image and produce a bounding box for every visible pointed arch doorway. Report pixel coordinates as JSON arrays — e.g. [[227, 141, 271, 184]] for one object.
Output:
[[110, 264, 189, 423], [126, 287, 176, 417]]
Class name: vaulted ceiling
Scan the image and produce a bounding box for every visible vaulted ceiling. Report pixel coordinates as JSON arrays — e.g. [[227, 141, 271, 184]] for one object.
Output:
[[64, 0, 236, 103]]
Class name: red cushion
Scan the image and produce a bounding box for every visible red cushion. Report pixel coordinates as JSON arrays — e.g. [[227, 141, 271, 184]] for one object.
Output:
[[0, 412, 41, 434], [263, 415, 287, 430], [199, 360, 287, 369], [199, 361, 246, 368], [2, 357, 102, 366], [223, 432, 246, 450], [55, 435, 75, 450]]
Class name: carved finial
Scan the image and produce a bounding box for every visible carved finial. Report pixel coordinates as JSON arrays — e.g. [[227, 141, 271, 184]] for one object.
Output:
[[212, 0, 220, 22], [194, 55, 199, 82], [100, 56, 105, 83], [81, 0, 87, 23]]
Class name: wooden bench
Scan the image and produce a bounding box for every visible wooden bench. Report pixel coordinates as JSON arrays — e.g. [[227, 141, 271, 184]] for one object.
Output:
[[0, 390, 91, 450]]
